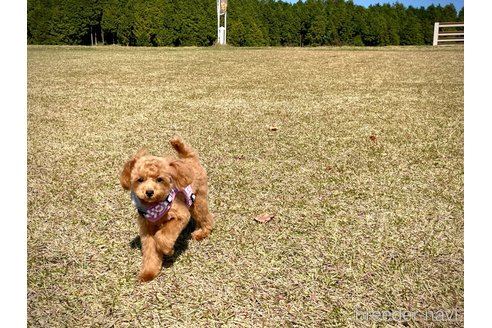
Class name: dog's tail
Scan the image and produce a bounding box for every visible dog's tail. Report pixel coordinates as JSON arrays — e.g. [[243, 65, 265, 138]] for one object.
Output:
[[170, 136, 199, 159]]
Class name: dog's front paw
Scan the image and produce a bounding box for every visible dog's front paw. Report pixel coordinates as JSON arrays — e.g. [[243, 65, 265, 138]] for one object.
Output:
[[156, 242, 175, 257], [191, 228, 210, 241], [163, 247, 175, 257], [138, 268, 160, 282]]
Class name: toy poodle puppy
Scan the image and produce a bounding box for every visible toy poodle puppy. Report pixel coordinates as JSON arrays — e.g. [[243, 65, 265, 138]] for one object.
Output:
[[120, 136, 214, 282]]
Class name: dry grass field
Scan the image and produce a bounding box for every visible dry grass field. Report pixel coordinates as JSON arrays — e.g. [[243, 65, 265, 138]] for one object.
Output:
[[27, 45, 463, 327]]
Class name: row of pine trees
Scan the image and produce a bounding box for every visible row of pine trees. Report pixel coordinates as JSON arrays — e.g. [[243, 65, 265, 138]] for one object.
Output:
[[27, 0, 464, 47]]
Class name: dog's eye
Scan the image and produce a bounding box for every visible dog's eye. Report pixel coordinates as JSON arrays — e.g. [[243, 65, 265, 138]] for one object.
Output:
[[156, 177, 163, 183], [136, 178, 144, 183]]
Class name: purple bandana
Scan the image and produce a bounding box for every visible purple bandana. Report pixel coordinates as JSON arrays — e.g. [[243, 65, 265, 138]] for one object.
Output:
[[131, 185, 196, 222]]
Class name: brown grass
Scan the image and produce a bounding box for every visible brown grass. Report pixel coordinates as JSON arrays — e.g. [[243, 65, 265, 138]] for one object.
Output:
[[27, 45, 463, 327]]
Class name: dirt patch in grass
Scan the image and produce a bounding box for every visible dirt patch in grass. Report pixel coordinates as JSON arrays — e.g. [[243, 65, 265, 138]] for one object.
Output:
[[28, 45, 463, 327]]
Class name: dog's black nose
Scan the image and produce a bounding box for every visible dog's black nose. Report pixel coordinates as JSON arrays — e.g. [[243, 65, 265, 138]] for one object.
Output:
[[145, 190, 154, 198]]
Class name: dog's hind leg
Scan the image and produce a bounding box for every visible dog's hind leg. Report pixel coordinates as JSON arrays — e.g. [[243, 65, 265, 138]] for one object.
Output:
[[190, 197, 214, 241]]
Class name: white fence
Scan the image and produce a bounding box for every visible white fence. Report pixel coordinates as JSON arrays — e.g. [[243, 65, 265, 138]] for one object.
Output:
[[433, 22, 464, 46]]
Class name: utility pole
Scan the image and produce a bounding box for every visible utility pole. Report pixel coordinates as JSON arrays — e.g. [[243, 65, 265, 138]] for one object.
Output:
[[217, 0, 227, 45]]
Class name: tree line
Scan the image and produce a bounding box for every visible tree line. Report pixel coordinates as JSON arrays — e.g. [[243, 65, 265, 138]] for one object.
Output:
[[27, 0, 464, 47]]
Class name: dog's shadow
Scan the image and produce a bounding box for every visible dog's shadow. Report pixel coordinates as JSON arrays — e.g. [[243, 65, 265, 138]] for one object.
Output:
[[130, 220, 196, 268]]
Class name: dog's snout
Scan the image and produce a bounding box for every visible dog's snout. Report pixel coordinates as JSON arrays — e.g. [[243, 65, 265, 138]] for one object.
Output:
[[145, 190, 154, 198]]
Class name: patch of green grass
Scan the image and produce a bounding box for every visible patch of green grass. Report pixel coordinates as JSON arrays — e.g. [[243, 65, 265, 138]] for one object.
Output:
[[28, 45, 463, 327]]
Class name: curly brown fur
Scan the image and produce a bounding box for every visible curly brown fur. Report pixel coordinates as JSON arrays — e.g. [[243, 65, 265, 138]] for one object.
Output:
[[120, 136, 214, 282]]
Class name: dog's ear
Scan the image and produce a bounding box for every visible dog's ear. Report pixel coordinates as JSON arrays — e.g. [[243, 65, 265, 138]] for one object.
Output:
[[120, 148, 147, 190], [169, 159, 193, 189]]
